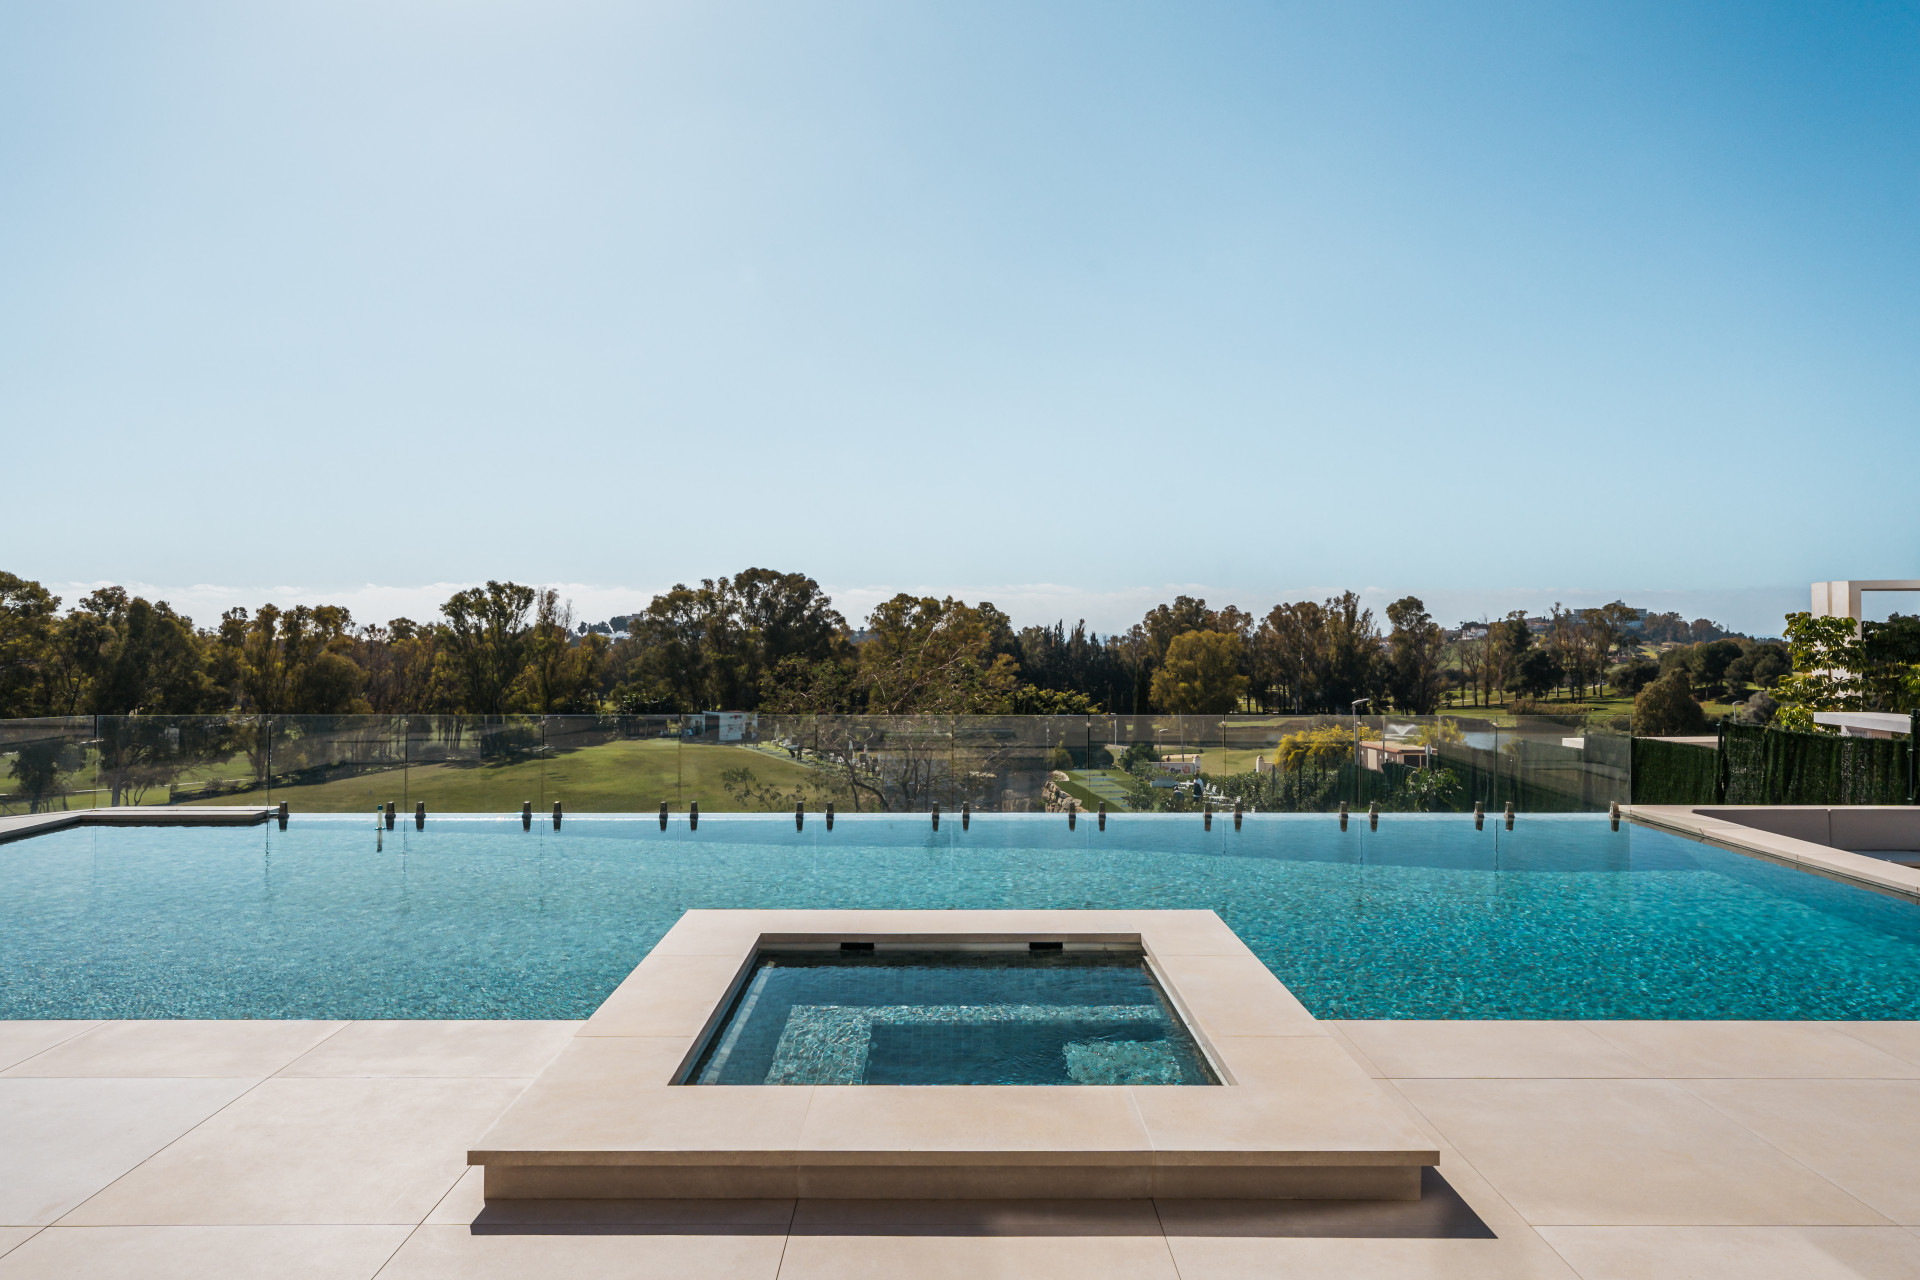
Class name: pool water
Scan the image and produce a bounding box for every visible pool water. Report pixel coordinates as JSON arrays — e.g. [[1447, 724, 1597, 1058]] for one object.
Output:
[[5, 814, 1920, 1020], [689, 949, 1218, 1086]]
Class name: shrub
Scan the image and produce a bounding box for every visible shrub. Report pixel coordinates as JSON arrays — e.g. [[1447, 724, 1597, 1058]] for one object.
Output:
[[1610, 658, 1661, 696], [1633, 672, 1709, 737]]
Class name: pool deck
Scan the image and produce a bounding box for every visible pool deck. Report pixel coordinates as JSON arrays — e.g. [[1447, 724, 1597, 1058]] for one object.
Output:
[[0, 806, 272, 846], [2, 1018, 1917, 1278]]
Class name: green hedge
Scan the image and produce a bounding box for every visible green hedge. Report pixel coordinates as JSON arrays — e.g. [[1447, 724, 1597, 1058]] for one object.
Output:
[[1721, 722, 1912, 806], [1631, 724, 1915, 807], [1631, 737, 1719, 805]]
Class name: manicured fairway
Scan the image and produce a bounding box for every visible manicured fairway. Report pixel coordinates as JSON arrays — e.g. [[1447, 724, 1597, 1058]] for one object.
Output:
[[181, 739, 828, 813]]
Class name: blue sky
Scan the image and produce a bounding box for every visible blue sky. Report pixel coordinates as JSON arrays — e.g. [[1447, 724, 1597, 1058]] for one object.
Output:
[[3, 1, 1915, 635]]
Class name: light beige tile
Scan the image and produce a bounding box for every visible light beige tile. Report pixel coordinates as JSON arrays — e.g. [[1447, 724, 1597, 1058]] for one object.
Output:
[[1132, 1039, 1436, 1160], [60, 1076, 527, 1226], [4, 1022, 345, 1078], [0, 1229, 37, 1259], [1838, 1023, 1920, 1069], [474, 1040, 810, 1155], [1163, 1234, 1579, 1279], [1320, 1023, 1387, 1078], [375, 1224, 786, 1279], [279, 1021, 579, 1078], [0, 1078, 252, 1225], [421, 1165, 486, 1225], [1685, 1080, 1920, 1224], [1339, 1021, 1649, 1079], [424, 1166, 793, 1228], [1537, 1225, 1920, 1280], [0, 1024, 97, 1073], [579, 955, 749, 1037], [1397, 1078, 1886, 1225], [0, 1225, 410, 1279], [1372, 1087, 1541, 1237], [776, 1231, 1180, 1280], [797, 1085, 1150, 1158], [644, 912, 775, 957], [1149, 954, 1319, 1038], [1589, 1021, 1920, 1079]]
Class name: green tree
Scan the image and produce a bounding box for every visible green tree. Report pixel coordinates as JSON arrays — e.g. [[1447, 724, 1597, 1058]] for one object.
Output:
[[0, 572, 60, 717], [216, 604, 364, 713], [74, 588, 221, 714], [1513, 647, 1565, 699], [1149, 630, 1249, 713], [1489, 611, 1532, 704], [1385, 596, 1444, 713], [1609, 657, 1660, 696], [854, 594, 1021, 713], [521, 590, 606, 712], [440, 581, 537, 714], [1633, 671, 1708, 736]]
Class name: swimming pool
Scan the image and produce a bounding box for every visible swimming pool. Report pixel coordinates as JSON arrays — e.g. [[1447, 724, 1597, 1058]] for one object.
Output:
[[5, 814, 1918, 1020]]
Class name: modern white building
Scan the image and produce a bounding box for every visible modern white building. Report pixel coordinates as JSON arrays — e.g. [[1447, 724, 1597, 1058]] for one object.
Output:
[[1809, 580, 1920, 631]]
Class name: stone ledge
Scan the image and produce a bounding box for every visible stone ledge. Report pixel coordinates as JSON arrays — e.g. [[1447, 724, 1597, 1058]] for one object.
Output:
[[470, 909, 1439, 1201], [0, 806, 273, 845]]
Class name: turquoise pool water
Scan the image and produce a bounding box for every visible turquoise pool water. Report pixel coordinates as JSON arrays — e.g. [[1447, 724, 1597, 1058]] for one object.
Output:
[[4, 814, 1918, 1020], [690, 949, 1218, 1086]]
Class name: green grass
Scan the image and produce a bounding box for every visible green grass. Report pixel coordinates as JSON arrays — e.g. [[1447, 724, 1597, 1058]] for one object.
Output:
[[181, 739, 827, 813]]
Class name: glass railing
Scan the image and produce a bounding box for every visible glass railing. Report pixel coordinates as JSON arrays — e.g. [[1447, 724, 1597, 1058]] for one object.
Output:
[[0, 713, 1630, 816]]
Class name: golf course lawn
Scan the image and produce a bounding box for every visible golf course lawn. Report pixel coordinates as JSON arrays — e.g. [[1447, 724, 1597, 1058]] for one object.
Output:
[[181, 738, 828, 813]]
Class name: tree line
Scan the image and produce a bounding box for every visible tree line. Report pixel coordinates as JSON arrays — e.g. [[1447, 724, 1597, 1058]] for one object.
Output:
[[0, 566, 1755, 720]]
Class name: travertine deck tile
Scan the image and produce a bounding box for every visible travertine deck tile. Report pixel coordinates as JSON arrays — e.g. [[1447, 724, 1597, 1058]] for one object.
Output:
[[1397, 1078, 1888, 1225], [776, 1230, 1182, 1280], [1161, 1234, 1579, 1279], [279, 1020, 579, 1078], [1318, 1022, 1383, 1074], [1131, 1038, 1436, 1161], [0, 1078, 252, 1226], [579, 955, 751, 1038], [1536, 1225, 1920, 1280], [473, 1040, 812, 1156], [374, 1225, 787, 1279], [1837, 1022, 1920, 1069], [3, 1021, 344, 1079], [0, 1225, 409, 1280], [1590, 1021, 1920, 1079], [60, 1077, 527, 1226], [1684, 1080, 1920, 1224], [0, 1229, 37, 1259], [1337, 1020, 1648, 1079], [0, 1023, 97, 1073], [1146, 953, 1319, 1038]]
